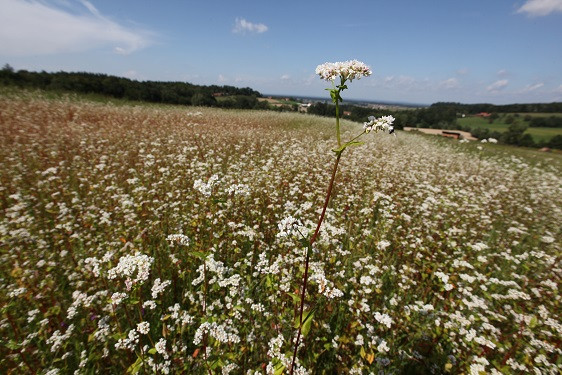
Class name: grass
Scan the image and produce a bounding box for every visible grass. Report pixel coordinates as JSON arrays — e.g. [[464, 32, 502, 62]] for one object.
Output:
[[0, 90, 561, 374]]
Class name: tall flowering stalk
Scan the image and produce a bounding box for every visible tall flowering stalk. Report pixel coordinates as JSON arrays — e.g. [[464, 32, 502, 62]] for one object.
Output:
[[289, 60, 395, 374]]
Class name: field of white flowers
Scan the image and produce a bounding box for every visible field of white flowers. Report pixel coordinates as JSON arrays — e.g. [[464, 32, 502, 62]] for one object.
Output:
[[0, 92, 560, 374]]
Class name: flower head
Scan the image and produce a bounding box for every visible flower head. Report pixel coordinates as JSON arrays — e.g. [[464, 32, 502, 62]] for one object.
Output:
[[363, 115, 395, 135], [316, 60, 372, 82]]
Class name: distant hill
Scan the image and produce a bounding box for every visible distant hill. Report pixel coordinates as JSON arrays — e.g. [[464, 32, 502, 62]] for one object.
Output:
[[0, 65, 261, 108]]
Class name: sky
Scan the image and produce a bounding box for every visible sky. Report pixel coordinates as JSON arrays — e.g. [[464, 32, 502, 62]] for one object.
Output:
[[1, 0, 562, 105]]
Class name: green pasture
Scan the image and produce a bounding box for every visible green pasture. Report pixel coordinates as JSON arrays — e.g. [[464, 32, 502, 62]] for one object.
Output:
[[458, 116, 562, 142]]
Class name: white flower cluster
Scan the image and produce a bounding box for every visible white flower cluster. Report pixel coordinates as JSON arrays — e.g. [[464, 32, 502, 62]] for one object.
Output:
[[151, 278, 171, 299], [107, 252, 154, 290], [363, 115, 395, 134], [166, 234, 190, 247], [136, 321, 150, 335], [115, 329, 139, 351], [46, 324, 75, 352], [193, 321, 240, 346], [226, 183, 250, 196], [374, 311, 393, 329], [276, 215, 306, 238], [434, 271, 454, 291], [315, 60, 372, 82], [110, 292, 127, 305], [155, 338, 168, 358], [193, 174, 220, 197]]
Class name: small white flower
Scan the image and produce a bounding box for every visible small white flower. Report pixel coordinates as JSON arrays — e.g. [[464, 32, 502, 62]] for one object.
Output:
[[137, 321, 150, 335], [151, 278, 171, 299], [167, 234, 190, 246], [110, 292, 127, 305], [377, 340, 390, 353], [155, 338, 167, 355], [540, 235, 555, 244]]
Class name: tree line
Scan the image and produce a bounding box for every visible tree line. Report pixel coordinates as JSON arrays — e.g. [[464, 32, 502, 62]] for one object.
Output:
[[307, 102, 457, 130], [0, 64, 263, 109], [307, 101, 562, 149], [430, 101, 562, 114]]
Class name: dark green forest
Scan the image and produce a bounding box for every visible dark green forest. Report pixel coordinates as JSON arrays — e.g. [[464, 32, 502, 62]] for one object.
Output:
[[0, 65, 264, 109]]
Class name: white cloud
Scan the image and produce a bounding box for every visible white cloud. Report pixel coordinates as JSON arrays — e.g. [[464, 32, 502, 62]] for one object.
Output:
[[517, 0, 562, 16], [232, 18, 268, 34], [520, 82, 545, 92], [487, 79, 509, 92], [0, 0, 153, 56], [280, 74, 290, 81], [439, 78, 460, 89], [218, 74, 228, 83], [497, 69, 509, 77], [381, 75, 416, 88]]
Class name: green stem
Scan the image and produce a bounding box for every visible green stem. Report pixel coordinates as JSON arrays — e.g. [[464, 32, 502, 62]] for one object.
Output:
[[335, 100, 341, 148]]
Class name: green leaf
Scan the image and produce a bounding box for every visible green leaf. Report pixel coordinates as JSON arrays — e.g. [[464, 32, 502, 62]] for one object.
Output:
[[301, 310, 315, 337], [190, 251, 209, 259], [5, 340, 20, 350], [265, 274, 273, 288], [332, 140, 364, 154], [274, 362, 285, 375], [529, 315, 538, 329], [287, 292, 301, 304], [148, 348, 157, 355], [126, 356, 143, 374]]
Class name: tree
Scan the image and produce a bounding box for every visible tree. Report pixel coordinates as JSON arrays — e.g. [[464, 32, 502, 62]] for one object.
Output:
[[2, 63, 14, 73], [547, 135, 562, 150], [191, 93, 217, 107], [500, 123, 528, 146]]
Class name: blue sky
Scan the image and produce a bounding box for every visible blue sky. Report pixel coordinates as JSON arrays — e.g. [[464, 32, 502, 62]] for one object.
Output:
[[1, 0, 562, 105]]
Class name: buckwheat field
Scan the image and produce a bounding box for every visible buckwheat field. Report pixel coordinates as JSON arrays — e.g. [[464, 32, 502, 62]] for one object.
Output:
[[1, 93, 560, 374]]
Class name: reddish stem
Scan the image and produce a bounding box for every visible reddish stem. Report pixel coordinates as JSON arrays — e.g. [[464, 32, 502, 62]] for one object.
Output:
[[289, 152, 342, 374]]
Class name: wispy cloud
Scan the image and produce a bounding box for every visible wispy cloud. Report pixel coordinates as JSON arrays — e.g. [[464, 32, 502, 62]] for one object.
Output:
[[232, 18, 268, 34], [487, 79, 509, 92], [0, 0, 154, 56], [519, 82, 545, 93], [439, 78, 460, 89], [497, 69, 510, 78], [517, 0, 562, 16]]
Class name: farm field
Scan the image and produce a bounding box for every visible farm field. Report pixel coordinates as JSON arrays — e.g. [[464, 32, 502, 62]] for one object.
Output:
[[457, 116, 562, 143], [1, 92, 561, 374]]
